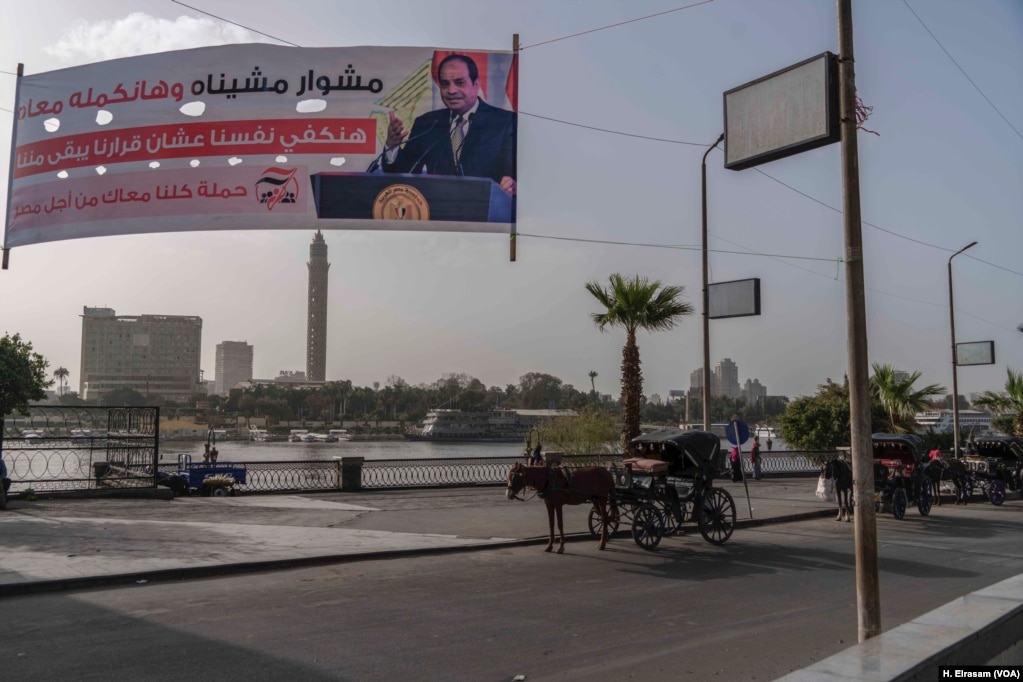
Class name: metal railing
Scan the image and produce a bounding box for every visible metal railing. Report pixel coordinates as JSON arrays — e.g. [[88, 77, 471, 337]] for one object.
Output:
[[1, 406, 159, 493]]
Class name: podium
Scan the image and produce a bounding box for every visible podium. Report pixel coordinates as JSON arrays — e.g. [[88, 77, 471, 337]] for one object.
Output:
[[310, 173, 513, 224]]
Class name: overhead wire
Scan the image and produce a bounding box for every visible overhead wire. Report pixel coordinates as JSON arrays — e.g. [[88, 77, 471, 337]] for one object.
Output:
[[902, 0, 1023, 143], [518, 1, 715, 50]]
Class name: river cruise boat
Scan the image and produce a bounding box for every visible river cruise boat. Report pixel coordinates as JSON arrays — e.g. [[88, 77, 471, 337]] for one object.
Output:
[[405, 409, 531, 443]]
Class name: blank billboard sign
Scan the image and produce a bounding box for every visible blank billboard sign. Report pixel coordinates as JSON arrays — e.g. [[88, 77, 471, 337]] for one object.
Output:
[[724, 52, 839, 171], [709, 278, 760, 319], [956, 341, 995, 366]]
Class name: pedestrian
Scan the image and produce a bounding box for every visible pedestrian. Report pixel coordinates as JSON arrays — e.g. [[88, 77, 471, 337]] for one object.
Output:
[[928, 446, 942, 462], [766, 435, 773, 451], [751, 436, 763, 480], [529, 443, 543, 466], [729, 444, 742, 482]]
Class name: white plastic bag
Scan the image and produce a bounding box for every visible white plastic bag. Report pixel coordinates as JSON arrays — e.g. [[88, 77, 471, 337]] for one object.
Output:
[[815, 473, 835, 501]]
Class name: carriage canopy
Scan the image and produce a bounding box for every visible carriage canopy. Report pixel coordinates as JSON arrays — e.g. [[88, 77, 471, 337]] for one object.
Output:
[[871, 433, 924, 466], [630, 429, 724, 479], [973, 436, 1023, 465]]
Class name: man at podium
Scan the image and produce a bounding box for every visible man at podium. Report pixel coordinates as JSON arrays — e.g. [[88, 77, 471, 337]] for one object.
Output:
[[377, 54, 517, 197]]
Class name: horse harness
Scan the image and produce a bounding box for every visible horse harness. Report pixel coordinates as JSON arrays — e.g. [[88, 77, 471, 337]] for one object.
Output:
[[537, 464, 574, 499]]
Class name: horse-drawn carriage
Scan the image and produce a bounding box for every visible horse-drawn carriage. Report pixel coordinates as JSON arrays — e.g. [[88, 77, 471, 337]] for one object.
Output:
[[594, 429, 736, 551], [960, 436, 1023, 505], [872, 433, 933, 519]]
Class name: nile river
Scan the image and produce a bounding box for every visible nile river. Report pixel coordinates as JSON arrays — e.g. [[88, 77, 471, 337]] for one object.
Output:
[[157, 439, 526, 464], [156, 436, 788, 465]]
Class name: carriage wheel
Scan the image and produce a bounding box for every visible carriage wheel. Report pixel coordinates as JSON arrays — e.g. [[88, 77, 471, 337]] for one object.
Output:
[[659, 504, 684, 537], [588, 505, 621, 537], [631, 503, 662, 551], [917, 477, 932, 516], [987, 481, 1005, 506], [892, 488, 907, 520], [698, 487, 736, 545], [212, 487, 228, 497]]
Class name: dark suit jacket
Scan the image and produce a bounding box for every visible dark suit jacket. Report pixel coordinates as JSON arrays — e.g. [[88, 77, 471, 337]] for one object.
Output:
[[382, 100, 516, 184]]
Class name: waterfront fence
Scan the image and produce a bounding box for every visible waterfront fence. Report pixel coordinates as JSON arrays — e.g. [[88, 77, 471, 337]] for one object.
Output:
[[1, 406, 159, 494], [2, 407, 828, 496]]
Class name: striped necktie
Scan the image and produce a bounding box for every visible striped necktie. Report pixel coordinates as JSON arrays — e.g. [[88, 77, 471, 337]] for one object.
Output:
[[451, 115, 466, 162]]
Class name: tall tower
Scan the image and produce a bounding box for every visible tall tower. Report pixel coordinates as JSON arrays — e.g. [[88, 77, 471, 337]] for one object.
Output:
[[306, 231, 329, 381]]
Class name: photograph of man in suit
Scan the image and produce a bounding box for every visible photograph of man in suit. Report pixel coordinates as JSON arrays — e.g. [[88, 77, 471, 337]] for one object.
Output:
[[379, 54, 517, 197]]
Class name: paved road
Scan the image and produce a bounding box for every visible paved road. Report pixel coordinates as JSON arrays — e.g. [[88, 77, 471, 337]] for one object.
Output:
[[2, 494, 1020, 681]]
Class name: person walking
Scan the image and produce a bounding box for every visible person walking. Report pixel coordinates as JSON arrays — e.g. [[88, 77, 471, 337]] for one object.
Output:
[[729, 445, 742, 482], [751, 436, 763, 480]]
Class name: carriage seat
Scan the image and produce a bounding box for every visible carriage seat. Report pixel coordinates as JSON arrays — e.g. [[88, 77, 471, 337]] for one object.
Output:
[[621, 457, 669, 474]]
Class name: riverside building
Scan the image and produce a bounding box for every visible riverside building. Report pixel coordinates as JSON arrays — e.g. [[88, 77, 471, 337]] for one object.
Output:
[[79, 307, 202, 403], [214, 341, 254, 396]]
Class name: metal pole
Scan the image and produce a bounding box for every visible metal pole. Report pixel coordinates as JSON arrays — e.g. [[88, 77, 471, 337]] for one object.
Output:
[[509, 33, 519, 263], [701, 133, 724, 431], [948, 241, 977, 455], [837, 0, 880, 642]]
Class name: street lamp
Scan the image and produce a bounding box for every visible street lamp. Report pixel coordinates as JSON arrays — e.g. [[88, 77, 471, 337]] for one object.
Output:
[[701, 133, 724, 431], [948, 240, 977, 455]]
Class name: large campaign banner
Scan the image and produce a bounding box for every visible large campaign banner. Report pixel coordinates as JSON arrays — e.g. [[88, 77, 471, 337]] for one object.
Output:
[[5, 44, 518, 248]]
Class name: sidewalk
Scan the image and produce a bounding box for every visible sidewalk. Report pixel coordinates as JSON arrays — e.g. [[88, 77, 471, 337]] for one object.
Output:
[[0, 476, 831, 596]]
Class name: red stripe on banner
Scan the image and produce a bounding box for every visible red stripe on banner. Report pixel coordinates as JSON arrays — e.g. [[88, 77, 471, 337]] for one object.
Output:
[[13, 118, 376, 179]]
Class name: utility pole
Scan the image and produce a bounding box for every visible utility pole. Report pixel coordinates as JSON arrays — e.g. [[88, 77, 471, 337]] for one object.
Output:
[[838, 0, 880, 641]]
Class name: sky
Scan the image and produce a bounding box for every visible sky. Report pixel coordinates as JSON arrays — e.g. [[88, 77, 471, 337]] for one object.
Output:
[[1, 0, 1021, 404]]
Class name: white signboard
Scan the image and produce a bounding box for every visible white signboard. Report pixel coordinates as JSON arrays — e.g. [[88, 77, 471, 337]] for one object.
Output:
[[724, 52, 839, 171], [708, 278, 761, 319], [956, 341, 995, 366]]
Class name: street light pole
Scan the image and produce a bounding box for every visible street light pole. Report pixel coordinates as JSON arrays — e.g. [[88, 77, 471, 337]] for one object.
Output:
[[948, 240, 977, 455], [702, 133, 724, 431]]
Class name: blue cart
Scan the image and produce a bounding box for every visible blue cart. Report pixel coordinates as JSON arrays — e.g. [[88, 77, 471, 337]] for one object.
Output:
[[176, 454, 247, 496]]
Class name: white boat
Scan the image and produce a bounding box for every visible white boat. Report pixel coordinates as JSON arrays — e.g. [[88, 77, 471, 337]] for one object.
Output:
[[300, 432, 338, 443], [915, 409, 993, 436], [404, 409, 531, 443], [248, 428, 281, 442], [328, 429, 353, 441]]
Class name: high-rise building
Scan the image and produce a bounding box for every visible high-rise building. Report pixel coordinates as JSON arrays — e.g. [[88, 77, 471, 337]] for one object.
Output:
[[714, 358, 740, 399], [79, 307, 202, 402], [215, 341, 254, 395], [742, 378, 767, 404], [306, 231, 329, 382]]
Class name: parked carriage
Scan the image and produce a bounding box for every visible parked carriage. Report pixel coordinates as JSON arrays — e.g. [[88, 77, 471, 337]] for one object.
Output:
[[872, 433, 933, 519], [587, 429, 736, 551], [961, 436, 1023, 505]]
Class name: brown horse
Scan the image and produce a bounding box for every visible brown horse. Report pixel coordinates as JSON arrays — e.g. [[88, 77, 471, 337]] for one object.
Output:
[[506, 462, 615, 554], [921, 458, 971, 505]]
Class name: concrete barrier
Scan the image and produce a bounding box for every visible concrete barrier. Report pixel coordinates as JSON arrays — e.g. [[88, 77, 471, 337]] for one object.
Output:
[[776, 573, 1023, 680]]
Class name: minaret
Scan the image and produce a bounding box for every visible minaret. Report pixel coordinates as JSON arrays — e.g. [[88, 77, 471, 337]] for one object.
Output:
[[306, 231, 329, 381]]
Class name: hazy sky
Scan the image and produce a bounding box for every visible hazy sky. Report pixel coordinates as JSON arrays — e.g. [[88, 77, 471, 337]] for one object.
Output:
[[2, 0, 1021, 402]]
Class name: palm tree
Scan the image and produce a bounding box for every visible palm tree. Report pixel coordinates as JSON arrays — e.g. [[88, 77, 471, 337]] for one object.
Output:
[[53, 367, 70, 397], [870, 362, 945, 433], [974, 367, 1023, 438], [588, 370, 598, 396], [586, 274, 693, 453]]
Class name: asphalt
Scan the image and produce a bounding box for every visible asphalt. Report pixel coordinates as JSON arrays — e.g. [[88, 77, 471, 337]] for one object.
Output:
[[0, 476, 834, 596]]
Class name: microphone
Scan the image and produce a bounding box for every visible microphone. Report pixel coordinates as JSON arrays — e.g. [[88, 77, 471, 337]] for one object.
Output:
[[408, 136, 444, 175], [366, 119, 438, 173]]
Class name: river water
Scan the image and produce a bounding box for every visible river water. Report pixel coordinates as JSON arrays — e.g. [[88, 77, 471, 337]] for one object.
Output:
[[157, 439, 525, 464], [157, 436, 789, 464]]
